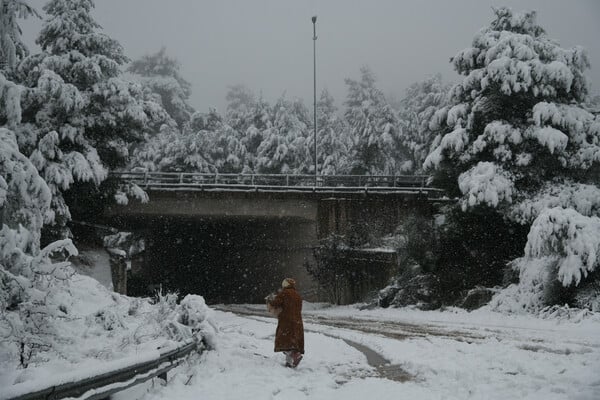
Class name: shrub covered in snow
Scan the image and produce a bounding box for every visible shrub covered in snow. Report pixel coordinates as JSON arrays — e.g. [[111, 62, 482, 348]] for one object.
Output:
[[376, 274, 441, 310], [178, 294, 218, 348], [526, 207, 600, 287], [1, 266, 216, 385]]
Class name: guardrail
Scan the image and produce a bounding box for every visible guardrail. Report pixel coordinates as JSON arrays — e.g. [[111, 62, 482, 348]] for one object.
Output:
[[110, 172, 445, 197], [4, 339, 203, 400]]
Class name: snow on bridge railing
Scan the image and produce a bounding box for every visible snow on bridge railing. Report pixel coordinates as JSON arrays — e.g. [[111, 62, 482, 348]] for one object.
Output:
[[2, 339, 204, 400], [110, 171, 445, 197]]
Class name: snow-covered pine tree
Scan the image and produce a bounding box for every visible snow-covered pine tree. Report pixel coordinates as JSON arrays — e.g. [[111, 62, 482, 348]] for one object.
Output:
[[1, 9, 78, 353], [423, 8, 600, 310], [130, 123, 179, 172], [127, 47, 195, 129], [0, 126, 79, 367], [316, 89, 351, 175], [131, 108, 247, 174], [0, 0, 39, 72], [287, 96, 314, 174], [0, 0, 36, 127], [15, 0, 149, 237], [224, 85, 272, 172], [225, 84, 257, 134], [397, 74, 450, 173], [191, 109, 247, 173], [1, 9, 80, 354], [0, 70, 21, 128], [344, 66, 409, 175], [255, 96, 311, 174], [179, 109, 245, 173]]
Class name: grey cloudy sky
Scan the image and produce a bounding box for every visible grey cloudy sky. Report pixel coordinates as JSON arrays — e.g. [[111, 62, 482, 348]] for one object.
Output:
[[20, 0, 600, 112]]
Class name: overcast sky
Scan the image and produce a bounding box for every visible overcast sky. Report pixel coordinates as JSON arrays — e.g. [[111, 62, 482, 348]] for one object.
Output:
[[20, 0, 600, 112]]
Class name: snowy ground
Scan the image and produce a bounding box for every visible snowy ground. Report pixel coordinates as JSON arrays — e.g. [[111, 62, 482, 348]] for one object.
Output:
[[70, 246, 113, 289], [125, 304, 600, 400], [0, 274, 199, 399]]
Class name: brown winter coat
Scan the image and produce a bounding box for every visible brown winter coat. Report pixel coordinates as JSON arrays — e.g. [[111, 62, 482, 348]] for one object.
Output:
[[269, 286, 304, 354]]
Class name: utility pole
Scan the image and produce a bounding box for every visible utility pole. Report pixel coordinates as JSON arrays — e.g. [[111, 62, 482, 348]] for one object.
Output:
[[312, 15, 318, 186]]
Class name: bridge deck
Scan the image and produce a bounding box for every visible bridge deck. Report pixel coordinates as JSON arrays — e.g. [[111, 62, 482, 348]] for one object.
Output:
[[111, 172, 445, 198]]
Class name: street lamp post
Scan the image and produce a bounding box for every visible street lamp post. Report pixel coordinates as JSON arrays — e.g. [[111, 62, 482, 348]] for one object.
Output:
[[312, 15, 318, 186]]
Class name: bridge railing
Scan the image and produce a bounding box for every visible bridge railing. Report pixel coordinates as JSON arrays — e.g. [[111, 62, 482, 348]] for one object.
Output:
[[112, 172, 429, 188]]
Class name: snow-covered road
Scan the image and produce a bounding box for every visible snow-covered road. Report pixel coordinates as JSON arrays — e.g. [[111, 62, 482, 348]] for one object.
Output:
[[126, 305, 600, 400]]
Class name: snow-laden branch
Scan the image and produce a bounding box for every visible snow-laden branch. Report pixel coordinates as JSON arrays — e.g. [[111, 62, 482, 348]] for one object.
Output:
[[525, 207, 600, 286]]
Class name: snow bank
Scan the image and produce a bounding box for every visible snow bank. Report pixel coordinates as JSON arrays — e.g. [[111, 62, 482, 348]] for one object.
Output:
[[0, 273, 215, 393]]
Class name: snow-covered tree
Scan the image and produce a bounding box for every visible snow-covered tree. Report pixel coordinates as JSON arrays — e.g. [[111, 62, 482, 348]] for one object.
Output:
[[256, 96, 311, 174], [1, 10, 79, 359], [0, 1, 34, 128], [225, 84, 257, 133], [224, 86, 273, 172], [15, 0, 148, 236], [0, 0, 39, 72], [344, 66, 409, 175], [316, 89, 350, 175], [130, 123, 179, 172], [1, 126, 212, 368], [127, 47, 194, 128], [423, 7, 600, 309], [191, 110, 247, 173], [397, 74, 450, 173], [132, 108, 247, 174], [0, 70, 21, 128], [0, 127, 78, 366]]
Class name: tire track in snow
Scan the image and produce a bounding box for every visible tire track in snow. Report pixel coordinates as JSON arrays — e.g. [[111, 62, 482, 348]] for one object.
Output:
[[214, 305, 414, 382]]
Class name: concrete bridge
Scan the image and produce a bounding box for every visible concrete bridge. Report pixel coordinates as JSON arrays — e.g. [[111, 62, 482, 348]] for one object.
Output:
[[104, 172, 444, 303]]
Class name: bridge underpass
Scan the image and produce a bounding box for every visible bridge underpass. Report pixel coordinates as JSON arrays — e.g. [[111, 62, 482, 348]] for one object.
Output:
[[115, 214, 315, 303], [102, 173, 442, 303]]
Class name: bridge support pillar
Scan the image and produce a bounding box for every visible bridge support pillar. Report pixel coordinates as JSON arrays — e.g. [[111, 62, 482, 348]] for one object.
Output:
[[318, 198, 350, 238], [108, 249, 128, 295]]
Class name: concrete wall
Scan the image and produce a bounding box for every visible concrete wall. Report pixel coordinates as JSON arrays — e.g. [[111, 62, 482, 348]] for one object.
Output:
[[317, 196, 433, 239], [105, 190, 319, 221]]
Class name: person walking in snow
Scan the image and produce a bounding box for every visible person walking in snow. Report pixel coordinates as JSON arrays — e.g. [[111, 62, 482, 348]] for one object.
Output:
[[268, 278, 304, 368]]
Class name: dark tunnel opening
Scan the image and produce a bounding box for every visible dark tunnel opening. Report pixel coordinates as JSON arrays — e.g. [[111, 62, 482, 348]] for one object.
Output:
[[126, 215, 316, 304]]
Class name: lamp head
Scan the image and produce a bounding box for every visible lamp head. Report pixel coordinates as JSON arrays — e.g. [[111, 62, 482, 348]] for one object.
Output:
[[312, 16, 317, 24]]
